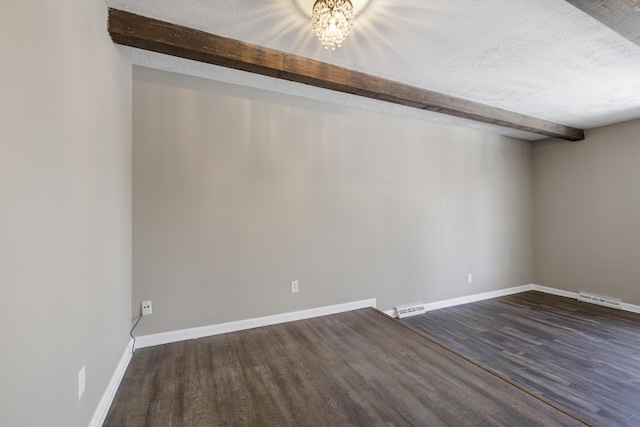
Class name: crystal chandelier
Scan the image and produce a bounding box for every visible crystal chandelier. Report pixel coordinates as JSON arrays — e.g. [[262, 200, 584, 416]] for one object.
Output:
[[311, 0, 354, 50]]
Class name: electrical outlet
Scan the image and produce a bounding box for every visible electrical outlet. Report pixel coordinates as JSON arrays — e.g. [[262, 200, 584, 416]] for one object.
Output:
[[142, 300, 152, 316], [78, 366, 86, 399], [290, 280, 299, 293], [468, 274, 473, 284]]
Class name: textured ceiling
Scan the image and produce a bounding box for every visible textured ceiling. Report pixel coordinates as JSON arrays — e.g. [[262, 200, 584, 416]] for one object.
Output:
[[107, 0, 640, 140]]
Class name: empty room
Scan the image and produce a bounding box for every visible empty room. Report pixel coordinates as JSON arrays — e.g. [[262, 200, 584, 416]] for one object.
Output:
[[2, 0, 640, 426]]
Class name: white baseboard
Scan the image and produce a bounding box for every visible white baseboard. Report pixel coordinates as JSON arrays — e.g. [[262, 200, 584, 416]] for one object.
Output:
[[531, 284, 577, 299], [135, 298, 377, 349], [384, 284, 535, 317], [533, 284, 640, 314], [89, 339, 133, 427], [622, 302, 640, 314], [526, 284, 640, 314], [384, 284, 640, 317]]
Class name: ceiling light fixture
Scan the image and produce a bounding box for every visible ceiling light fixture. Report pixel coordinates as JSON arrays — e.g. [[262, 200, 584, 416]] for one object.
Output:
[[312, 0, 354, 50]]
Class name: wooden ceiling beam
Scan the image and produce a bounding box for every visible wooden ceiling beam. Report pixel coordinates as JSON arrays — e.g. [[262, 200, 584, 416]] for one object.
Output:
[[565, 0, 640, 47], [108, 9, 585, 141]]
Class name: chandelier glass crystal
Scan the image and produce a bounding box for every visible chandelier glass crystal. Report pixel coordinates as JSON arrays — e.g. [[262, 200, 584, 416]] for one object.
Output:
[[311, 0, 354, 50]]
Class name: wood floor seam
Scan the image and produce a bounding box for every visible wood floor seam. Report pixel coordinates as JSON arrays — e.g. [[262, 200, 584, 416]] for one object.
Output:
[[404, 291, 640, 427], [375, 308, 592, 426], [105, 301, 595, 426]]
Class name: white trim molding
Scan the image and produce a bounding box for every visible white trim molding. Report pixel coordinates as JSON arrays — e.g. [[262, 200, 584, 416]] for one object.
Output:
[[533, 285, 640, 314], [384, 284, 535, 317], [621, 302, 640, 314], [534, 285, 640, 314], [89, 339, 133, 427], [384, 284, 640, 317], [532, 285, 577, 299], [135, 298, 377, 349]]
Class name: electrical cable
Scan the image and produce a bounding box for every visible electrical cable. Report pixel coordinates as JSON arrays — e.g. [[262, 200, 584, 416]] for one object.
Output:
[[130, 314, 143, 355]]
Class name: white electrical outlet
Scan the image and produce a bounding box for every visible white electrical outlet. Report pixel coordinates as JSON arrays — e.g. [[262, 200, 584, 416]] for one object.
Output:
[[142, 300, 152, 316], [290, 280, 299, 293], [78, 366, 86, 399], [468, 274, 473, 283]]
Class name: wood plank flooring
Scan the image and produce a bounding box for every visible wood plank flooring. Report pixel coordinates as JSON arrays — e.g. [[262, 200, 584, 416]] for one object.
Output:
[[105, 307, 586, 426], [404, 291, 640, 427]]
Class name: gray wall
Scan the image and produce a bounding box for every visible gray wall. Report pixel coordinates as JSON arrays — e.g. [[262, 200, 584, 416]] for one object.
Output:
[[133, 67, 533, 335], [0, 1, 131, 426], [534, 118, 640, 305]]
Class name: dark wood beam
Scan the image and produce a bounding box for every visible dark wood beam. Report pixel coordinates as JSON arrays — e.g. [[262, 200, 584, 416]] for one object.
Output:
[[108, 9, 584, 141], [565, 0, 640, 47]]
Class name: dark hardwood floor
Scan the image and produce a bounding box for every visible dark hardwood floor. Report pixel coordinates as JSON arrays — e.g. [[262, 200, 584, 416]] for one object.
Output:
[[404, 291, 640, 427], [105, 307, 586, 426]]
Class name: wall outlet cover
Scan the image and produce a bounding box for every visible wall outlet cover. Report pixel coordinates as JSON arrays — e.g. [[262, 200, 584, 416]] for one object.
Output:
[[142, 300, 152, 316]]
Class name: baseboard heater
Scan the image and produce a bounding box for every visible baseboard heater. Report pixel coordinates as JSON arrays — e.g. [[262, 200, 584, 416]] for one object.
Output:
[[577, 292, 622, 309], [395, 303, 426, 319]]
